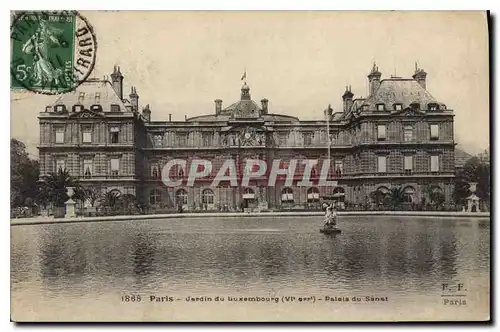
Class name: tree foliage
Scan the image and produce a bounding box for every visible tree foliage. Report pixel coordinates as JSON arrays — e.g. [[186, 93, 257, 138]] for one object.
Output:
[[11, 138, 40, 208], [39, 169, 77, 207], [387, 187, 405, 210], [453, 151, 490, 208]]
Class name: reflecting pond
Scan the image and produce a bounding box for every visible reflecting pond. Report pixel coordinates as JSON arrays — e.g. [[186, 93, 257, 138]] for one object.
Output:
[[11, 216, 490, 321]]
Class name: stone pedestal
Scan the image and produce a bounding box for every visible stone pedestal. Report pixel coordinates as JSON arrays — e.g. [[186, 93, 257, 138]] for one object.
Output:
[[65, 198, 76, 218], [65, 186, 77, 218]]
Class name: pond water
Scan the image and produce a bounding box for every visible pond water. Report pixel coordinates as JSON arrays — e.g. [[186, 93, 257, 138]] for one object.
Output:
[[11, 216, 490, 321]]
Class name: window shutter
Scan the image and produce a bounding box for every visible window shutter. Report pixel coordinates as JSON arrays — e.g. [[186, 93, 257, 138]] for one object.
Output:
[[430, 155, 439, 172], [404, 156, 413, 170], [111, 158, 120, 171], [378, 156, 387, 173], [430, 125, 439, 139], [377, 125, 386, 139]]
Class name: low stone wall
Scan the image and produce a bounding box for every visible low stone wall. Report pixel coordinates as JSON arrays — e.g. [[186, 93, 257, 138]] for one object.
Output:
[[10, 211, 490, 226]]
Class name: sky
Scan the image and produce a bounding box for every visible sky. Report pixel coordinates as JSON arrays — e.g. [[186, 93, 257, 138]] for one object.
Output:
[[10, 11, 490, 157]]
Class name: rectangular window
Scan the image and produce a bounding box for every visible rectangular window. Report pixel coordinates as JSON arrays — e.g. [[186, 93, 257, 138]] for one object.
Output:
[[202, 132, 213, 147], [404, 156, 413, 172], [278, 133, 287, 146], [395, 104, 402, 111], [377, 125, 386, 140], [377, 104, 385, 111], [83, 159, 93, 177], [430, 124, 439, 140], [303, 132, 313, 146], [110, 157, 120, 176], [430, 155, 440, 172], [82, 126, 92, 143], [78, 92, 85, 103], [404, 125, 413, 142], [151, 164, 159, 178], [334, 160, 343, 176], [110, 126, 120, 143], [55, 127, 65, 143], [178, 133, 188, 146], [377, 156, 387, 173], [55, 159, 66, 172], [95, 92, 101, 104]]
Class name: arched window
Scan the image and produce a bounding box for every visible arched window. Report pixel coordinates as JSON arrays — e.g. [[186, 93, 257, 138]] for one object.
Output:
[[175, 189, 188, 206], [281, 187, 294, 203], [332, 187, 346, 202], [109, 189, 121, 196], [376, 186, 389, 194], [307, 187, 320, 202], [242, 187, 255, 199], [403, 186, 415, 203], [202, 189, 214, 205], [149, 188, 161, 205]]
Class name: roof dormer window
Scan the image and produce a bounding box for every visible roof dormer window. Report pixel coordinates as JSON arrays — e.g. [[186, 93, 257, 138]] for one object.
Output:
[[394, 104, 403, 111], [54, 104, 66, 113], [91, 104, 103, 112], [428, 103, 439, 111], [376, 103, 385, 111], [72, 104, 84, 113], [410, 102, 420, 110]]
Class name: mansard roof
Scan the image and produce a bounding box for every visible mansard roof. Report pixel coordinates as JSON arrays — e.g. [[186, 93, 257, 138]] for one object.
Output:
[[363, 78, 445, 110], [49, 79, 131, 112]]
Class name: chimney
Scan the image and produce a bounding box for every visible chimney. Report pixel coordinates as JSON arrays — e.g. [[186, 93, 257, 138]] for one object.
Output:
[[412, 62, 427, 90], [214, 99, 222, 115], [110, 65, 124, 100], [324, 104, 333, 121], [169, 113, 172, 122], [142, 104, 151, 122], [129, 86, 139, 112], [261, 98, 269, 114], [185, 115, 187, 121], [342, 86, 354, 113], [367, 62, 382, 96]]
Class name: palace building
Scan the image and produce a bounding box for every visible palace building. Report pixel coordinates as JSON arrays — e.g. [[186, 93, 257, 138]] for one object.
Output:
[[38, 63, 456, 211]]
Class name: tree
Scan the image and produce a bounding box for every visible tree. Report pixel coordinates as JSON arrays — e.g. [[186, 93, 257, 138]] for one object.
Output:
[[119, 194, 137, 215], [99, 190, 122, 213], [387, 187, 405, 210], [82, 185, 102, 207], [453, 154, 490, 208], [369, 189, 387, 209], [11, 138, 40, 208], [39, 169, 77, 207], [425, 186, 446, 210]]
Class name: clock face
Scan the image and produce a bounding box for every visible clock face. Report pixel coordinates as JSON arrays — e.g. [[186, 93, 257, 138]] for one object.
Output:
[[244, 132, 251, 139]]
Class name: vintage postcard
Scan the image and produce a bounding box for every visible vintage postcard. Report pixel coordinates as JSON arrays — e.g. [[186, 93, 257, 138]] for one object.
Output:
[[10, 10, 490, 322]]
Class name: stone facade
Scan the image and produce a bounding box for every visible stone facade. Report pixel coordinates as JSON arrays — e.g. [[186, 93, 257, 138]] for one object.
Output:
[[38, 64, 456, 211]]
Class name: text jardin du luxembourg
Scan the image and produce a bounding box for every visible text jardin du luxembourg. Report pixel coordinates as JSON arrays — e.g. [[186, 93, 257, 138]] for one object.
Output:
[[148, 295, 389, 303]]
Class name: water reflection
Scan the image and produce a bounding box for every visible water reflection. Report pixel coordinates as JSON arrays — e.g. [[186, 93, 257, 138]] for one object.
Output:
[[11, 216, 490, 320]]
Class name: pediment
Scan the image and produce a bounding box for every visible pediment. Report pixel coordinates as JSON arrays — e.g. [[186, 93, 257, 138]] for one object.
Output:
[[392, 107, 426, 116], [69, 109, 105, 118]]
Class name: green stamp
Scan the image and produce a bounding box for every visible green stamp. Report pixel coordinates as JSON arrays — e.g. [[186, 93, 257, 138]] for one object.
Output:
[[10, 11, 97, 95]]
